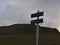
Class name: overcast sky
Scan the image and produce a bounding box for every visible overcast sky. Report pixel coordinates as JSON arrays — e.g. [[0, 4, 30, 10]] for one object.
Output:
[[0, 0, 60, 31]]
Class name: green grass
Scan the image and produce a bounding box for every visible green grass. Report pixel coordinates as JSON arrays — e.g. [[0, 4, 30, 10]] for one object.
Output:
[[0, 33, 60, 45]]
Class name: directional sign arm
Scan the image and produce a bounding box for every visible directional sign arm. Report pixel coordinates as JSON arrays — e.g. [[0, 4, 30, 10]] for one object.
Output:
[[31, 12, 44, 18], [31, 19, 43, 24], [31, 20, 35, 25]]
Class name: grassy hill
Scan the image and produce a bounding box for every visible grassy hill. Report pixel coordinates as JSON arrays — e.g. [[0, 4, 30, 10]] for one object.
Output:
[[0, 24, 60, 45], [0, 24, 59, 35]]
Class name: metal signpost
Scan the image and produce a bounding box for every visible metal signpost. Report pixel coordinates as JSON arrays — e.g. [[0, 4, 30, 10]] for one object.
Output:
[[31, 10, 44, 45]]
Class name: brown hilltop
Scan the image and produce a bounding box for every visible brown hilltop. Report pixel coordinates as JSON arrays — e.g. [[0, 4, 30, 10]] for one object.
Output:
[[0, 24, 59, 35]]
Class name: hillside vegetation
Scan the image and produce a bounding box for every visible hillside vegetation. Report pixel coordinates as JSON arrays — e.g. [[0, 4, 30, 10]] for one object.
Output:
[[0, 24, 60, 45], [0, 24, 59, 35]]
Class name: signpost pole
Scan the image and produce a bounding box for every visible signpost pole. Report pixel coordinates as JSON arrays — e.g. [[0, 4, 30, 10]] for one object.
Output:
[[31, 10, 44, 45], [36, 17, 39, 45], [36, 10, 39, 45]]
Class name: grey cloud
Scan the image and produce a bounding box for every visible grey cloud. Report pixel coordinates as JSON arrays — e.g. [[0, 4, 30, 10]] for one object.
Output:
[[0, 0, 60, 31]]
